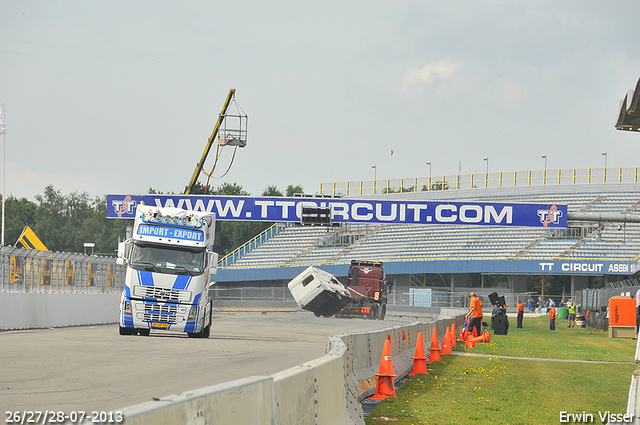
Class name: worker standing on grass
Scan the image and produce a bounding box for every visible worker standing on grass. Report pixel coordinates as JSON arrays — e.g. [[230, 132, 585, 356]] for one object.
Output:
[[549, 304, 556, 330], [568, 301, 576, 328], [517, 300, 524, 328], [466, 292, 483, 336]]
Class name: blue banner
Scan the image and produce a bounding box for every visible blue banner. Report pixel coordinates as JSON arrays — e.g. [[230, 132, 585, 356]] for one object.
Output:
[[137, 224, 204, 242], [107, 194, 567, 228]]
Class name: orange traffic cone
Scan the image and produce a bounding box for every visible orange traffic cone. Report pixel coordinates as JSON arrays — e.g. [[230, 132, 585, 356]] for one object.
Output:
[[468, 335, 486, 344], [441, 326, 452, 355], [410, 332, 428, 376], [481, 332, 491, 343], [472, 326, 478, 338], [451, 323, 457, 347], [371, 338, 397, 399], [428, 327, 441, 363], [463, 331, 472, 341], [465, 339, 475, 348]]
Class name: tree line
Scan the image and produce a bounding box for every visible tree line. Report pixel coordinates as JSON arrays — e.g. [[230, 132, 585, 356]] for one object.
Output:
[[3, 182, 304, 256]]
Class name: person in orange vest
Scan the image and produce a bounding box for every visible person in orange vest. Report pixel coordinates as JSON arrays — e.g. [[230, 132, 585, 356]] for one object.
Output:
[[466, 292, 483, 336], [549, 304, 556, 331], [517, 300, 524, 329], [635, 289, 640, 335]]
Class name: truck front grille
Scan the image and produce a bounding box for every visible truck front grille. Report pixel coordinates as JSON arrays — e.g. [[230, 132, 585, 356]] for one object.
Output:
[[144, 303, 178, 315], [133, 285, 191, 302], [143, 313, 178, 324]]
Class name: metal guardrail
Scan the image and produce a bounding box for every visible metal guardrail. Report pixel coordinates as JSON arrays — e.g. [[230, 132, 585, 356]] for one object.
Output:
[[319, 166, 640, 196], [0, 246, 125, 293], [211, 286, 295, 302], [582, 286, 640, 312], [210, 287, 555, 312], [203, 282, 628, 314]]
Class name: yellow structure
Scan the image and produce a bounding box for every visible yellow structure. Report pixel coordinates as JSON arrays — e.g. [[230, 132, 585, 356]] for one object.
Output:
[[15, 226, 48, 251]]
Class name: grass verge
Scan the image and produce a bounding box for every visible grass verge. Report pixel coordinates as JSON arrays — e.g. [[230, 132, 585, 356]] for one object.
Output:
[[455, 314, 635, 362], [366, 316, 637, 425]]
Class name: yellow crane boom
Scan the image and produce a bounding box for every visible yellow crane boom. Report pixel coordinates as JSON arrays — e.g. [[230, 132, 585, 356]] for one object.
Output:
[[184, 89, 236, 194]]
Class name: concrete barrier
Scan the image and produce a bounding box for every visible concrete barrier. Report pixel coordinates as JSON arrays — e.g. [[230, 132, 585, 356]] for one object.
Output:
[[109, 309, 466, 425], [116, 376, 276, 425], [0, 292, 120, 330]]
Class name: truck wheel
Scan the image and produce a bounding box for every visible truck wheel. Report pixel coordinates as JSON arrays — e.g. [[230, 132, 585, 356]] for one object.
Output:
[[378, 305, 386, 320], [202, 301, 212, 338], [369, 305, 378, 320]]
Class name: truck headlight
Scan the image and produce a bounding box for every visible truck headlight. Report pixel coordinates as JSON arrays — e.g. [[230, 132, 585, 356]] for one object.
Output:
[[187, 306, 198, 321], [123, 301, 132, 316]]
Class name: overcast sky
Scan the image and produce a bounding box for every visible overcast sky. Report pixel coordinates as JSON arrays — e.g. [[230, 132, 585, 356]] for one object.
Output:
[[1, 1, 639, 201]]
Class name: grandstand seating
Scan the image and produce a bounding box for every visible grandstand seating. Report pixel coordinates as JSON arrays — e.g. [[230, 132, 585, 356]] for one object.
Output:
[[220, 184, 640, 269]]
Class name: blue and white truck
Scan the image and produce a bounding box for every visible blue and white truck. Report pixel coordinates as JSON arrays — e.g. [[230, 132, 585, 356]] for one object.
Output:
[[117, 204, 218, 338]]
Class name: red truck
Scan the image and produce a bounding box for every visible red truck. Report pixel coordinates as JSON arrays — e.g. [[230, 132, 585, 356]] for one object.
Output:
[[335, 260, 387, 320]]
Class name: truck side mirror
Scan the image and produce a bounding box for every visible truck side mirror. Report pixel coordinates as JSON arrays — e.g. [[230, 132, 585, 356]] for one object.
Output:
[[207, 251, 219, 274], [116, 242, 127, 266], [117, 241, 131, 265]]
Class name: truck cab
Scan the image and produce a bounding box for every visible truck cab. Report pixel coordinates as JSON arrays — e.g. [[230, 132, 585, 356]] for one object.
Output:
[[117, 204, 218, 337], [338, 260, 387, 320]]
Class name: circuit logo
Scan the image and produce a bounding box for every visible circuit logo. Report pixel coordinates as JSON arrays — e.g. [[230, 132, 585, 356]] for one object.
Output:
[[112, 196, 136, 217], [537, 205, 562, 227]]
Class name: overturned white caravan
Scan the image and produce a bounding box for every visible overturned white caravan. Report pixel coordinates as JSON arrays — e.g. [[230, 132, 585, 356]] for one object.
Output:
[[288, 266, 353, 317]]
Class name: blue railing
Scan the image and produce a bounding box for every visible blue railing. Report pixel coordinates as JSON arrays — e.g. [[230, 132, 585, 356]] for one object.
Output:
[[217, 223, 286, 267]]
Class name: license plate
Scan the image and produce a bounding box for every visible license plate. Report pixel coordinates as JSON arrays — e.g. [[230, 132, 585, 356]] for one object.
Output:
[[151, 322, 169, 329]]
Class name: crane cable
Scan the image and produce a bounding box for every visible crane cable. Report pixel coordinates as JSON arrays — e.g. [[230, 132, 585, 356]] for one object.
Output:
[[200, 97, 244, 194], [202, 144, 238, 194]]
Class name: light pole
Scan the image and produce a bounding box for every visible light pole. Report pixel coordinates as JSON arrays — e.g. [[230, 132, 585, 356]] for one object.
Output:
[[602, 152, 607, 183], [372, 164, 377, 193], [426, 161, 431, 191], [483, 157, 489, 187], [542, 154, 547, 184]]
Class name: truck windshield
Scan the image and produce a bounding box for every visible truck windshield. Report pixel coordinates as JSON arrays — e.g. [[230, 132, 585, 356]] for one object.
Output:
[[130, 243, 205, 276]]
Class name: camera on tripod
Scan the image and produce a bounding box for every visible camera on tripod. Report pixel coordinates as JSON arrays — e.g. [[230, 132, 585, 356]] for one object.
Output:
[[488, 292, 509, 335]]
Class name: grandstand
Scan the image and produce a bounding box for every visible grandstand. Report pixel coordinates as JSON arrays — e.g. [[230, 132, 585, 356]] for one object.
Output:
[[215, 172, 640, 300]]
